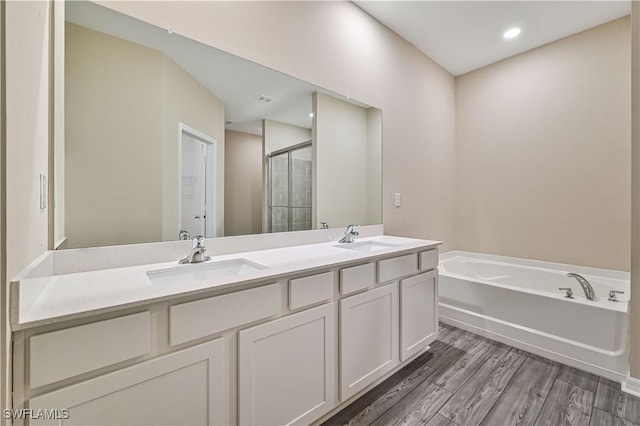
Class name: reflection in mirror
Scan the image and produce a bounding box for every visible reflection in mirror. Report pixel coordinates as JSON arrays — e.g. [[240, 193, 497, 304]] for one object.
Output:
[[267, 141, 312, 233], [60, 1, 382, 249], [179, 124, 218, 239]]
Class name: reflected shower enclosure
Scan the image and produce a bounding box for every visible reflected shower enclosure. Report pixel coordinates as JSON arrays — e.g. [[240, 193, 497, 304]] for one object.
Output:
[[267, 143, 312, 233]]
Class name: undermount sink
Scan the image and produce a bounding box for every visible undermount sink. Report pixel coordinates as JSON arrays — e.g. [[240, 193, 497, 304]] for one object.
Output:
[[334, 241, 398, 252], [146, 258, 267, 286]]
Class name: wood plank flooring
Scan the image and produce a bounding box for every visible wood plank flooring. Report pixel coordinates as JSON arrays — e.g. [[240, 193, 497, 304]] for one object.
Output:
[[322, 323, 640, 426]]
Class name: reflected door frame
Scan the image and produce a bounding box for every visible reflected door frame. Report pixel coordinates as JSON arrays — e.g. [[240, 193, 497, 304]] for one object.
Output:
[[178, 123, 217, 238]]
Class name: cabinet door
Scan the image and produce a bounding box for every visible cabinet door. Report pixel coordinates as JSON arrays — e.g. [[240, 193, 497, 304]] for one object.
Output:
[[238, 304, 336, 426], [340, 283, 399, 401], [29, 339, 227, 426], [400, 270, 439, 361]]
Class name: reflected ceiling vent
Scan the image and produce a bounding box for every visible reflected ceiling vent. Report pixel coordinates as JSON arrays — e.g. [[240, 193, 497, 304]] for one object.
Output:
[[257, 95, 273, 103]]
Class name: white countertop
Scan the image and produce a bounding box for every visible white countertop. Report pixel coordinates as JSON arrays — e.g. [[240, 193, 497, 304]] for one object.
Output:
[[12, 235, 440, 330]]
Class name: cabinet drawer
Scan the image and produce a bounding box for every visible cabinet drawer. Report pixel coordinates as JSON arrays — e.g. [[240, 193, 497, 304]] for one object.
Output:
[[419, 249, 438, 271], [377, 253, 417, 283], [170, 284, 281, 346], [30, 312, 151, 388], [340, 263, 374, 296], [289, 272, 334, 311]]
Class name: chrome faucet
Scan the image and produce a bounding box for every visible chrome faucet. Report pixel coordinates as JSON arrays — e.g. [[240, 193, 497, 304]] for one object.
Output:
[[558, 287, 574, 299], [179, 236, 211, 264], [566, 273, 597, 301], [608, 290, 624, 302], [339, 225, 359, 243]]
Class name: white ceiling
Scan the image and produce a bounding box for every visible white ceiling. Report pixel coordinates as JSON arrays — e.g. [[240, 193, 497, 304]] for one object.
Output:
[[355, 1, 631, 76]]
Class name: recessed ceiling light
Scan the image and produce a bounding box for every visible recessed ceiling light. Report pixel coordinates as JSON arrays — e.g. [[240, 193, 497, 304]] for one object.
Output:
[[503, 27, 521, 39], [309, 113, 314, 118]]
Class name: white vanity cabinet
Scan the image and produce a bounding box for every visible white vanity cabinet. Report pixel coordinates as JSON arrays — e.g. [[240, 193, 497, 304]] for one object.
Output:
[[13, 241, 440, 426], [238, 304, 336, 426], [400, 269, 439, 361], [339, 283, 399, 400], [29, 339, 227, 426]]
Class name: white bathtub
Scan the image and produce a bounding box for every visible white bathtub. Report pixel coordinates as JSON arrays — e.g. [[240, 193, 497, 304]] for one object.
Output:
[[439, 251, 630, 381]]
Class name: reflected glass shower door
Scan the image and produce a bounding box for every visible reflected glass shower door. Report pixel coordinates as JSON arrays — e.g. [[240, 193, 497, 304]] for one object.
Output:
[[268, 143, 312, 233]]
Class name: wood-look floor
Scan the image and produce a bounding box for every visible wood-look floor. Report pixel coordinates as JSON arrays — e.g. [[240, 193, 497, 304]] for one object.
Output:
[[323, 323, 640, 426]]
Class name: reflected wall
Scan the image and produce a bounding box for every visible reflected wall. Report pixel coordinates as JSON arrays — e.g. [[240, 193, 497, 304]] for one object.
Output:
[[65, 23, 225, 248], [62, 2, 383, 248]]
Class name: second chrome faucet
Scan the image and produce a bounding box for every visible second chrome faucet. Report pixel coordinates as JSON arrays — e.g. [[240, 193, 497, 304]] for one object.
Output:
[[179, 236, 211, 264], [339, 225, 359, 243]]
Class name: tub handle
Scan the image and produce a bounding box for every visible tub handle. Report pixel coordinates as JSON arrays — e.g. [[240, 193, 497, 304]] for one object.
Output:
[[608, 290, 624, 302], [558, 287, 574, 299]]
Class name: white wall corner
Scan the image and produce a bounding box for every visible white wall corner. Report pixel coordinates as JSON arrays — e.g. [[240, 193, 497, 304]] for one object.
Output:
[[622, 374, 640, 397]]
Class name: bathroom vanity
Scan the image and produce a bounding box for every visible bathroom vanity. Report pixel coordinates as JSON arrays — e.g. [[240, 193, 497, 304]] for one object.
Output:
[[10, 231, 440, 426]]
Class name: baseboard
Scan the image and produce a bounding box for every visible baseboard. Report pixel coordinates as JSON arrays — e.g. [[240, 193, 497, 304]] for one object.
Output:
[[622, 374, 640, 397]]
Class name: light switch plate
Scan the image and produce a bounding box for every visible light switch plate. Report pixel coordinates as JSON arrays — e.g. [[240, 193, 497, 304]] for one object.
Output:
[[394, 192, 401, 207], [40, 174, 47, 210]]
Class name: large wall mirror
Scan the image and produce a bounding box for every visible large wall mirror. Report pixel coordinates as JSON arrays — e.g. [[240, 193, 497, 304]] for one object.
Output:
[[59, 1, 382, 249]]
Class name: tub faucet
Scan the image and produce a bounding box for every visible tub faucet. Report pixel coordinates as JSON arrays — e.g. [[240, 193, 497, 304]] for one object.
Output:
[[558, 287, 574, 299], [339, 225, 359, 243], [179, 236, 211, 264], [608, 290, 624, 302], [566, 273, 597, 301]]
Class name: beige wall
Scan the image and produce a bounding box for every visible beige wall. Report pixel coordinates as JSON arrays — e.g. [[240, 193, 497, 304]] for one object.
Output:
[[314, 92, 371, 228], [0, 2, 4, 416], [161, 55, 225, 240], [66, 23, 225, 247], [66, 23, 163, 248], [367, 108, 383, 225], [3, 1, 51, 420], [54, 1, 65, 248], [456, 17, 631, 271], [98, 0, 457, 250], [225, 130, 262, 236], [0, 1, 5, 421], [6, 1, 50, 282], [630, 2, 639, 381], [263, 119, 311, 155]]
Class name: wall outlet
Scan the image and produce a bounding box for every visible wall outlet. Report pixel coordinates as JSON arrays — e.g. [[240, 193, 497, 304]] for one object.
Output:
[[394, 192, 401, 207]]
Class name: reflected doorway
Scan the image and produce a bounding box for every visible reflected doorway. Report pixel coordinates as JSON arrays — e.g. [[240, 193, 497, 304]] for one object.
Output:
[[179, 124, 217, 239]]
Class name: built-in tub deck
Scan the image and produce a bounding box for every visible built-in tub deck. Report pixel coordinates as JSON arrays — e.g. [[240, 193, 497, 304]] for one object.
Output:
[[438, 251, 630, 382]]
